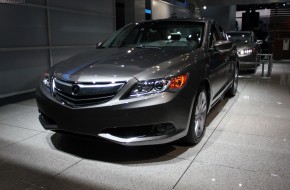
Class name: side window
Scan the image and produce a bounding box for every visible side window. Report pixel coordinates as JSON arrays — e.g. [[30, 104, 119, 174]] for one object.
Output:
[[123, 27, 141, 45], [209, 24, 220, 47], [218, 25, 228, 40]]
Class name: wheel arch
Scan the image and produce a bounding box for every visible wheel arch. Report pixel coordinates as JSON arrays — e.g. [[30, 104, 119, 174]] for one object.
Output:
[[182, 78, 210, 145], [200, 78, 211, 112]]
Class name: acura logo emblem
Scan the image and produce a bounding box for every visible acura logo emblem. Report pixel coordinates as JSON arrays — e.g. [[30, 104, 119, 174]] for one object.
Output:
[[72, 85, 80, 95]]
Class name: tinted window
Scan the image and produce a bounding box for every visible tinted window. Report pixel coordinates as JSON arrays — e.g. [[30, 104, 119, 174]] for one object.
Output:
[[209, 24, 220, 47], [227, 33, 252, 44], [218, 25, 228, 40]]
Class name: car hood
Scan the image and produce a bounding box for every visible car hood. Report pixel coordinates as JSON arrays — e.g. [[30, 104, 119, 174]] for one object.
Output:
[[234, 43, 253, 49], [52, 47, 193, 82]]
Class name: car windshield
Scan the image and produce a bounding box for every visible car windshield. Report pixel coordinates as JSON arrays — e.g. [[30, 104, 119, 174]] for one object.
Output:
[[101, 21, 205, 49], [227, 33, 252, 44]]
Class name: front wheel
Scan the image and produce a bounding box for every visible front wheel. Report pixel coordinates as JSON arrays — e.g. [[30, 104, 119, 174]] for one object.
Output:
[[183, 86, 208, 145]]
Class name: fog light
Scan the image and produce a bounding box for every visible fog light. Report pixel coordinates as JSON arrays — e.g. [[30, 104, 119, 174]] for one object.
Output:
[[154, 124, 176, 135]]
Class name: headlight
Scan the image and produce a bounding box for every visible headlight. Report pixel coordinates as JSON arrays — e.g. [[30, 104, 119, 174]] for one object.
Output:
[[238, 48, 253, 56], [130, 79, 169, 97], [129, 74, 188, 98], [42, 73, 51, 89]]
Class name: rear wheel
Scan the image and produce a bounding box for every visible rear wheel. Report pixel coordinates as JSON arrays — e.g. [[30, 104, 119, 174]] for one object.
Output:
[[183, 86, 208, 145], [227, 65, 238, 97]]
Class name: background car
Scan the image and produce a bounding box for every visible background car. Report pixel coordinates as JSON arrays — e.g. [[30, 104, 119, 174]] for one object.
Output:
[[36, 18, 238, 146], [227, 31, 262, 73]]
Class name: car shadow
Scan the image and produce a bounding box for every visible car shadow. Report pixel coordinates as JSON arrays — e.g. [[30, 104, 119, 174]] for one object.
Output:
[[47, 132, 187, 163], [206, 97, 229, 128], [239, 70, 256, 75]]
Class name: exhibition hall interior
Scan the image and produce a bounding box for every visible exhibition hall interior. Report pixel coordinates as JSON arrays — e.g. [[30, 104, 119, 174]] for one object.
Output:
[[0, 0, 290, 189]]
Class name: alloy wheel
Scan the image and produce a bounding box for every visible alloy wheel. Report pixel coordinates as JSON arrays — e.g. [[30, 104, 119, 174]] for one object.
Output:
[[194, 91, 207, 138]]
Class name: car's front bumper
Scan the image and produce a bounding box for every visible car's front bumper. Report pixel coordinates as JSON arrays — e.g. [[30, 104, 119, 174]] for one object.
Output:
[[239, 61, 258, 71], [238, 53, 259, 71], [36, 83, 195, 146]]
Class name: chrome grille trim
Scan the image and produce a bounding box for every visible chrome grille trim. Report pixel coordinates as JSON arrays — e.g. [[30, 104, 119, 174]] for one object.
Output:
[[55, 89, 115, 102], [52, 78, 125, 107]]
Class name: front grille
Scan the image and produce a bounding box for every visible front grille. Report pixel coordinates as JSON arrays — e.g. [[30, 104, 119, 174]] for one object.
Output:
[[52, 78, 125, 107]]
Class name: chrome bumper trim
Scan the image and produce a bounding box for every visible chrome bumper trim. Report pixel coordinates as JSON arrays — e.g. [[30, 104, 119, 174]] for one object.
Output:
[[98, 131, 186, 146]]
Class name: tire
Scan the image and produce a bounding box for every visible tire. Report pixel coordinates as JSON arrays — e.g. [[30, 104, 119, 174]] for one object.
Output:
[[249, 67, 257, 74], [227, 64, 238, 97], [257, 54, 261, 63], [183, 86, 208, 145]]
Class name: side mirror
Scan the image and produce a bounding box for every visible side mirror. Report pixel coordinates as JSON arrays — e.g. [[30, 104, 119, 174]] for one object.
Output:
[[213, 40, 232, 52], [256, 40, 263, 45]]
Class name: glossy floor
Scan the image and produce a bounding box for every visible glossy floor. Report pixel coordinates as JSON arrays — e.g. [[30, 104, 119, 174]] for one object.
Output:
[[0, 62, 290, 190]]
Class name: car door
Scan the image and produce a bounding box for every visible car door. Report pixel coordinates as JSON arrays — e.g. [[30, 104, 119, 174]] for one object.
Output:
[[208, 24, 230, 101], [217, 25, 233, 86]]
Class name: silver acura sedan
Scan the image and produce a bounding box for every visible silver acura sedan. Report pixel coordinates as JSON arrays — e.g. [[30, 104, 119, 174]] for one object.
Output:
[[36, 18, 239, 146]]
